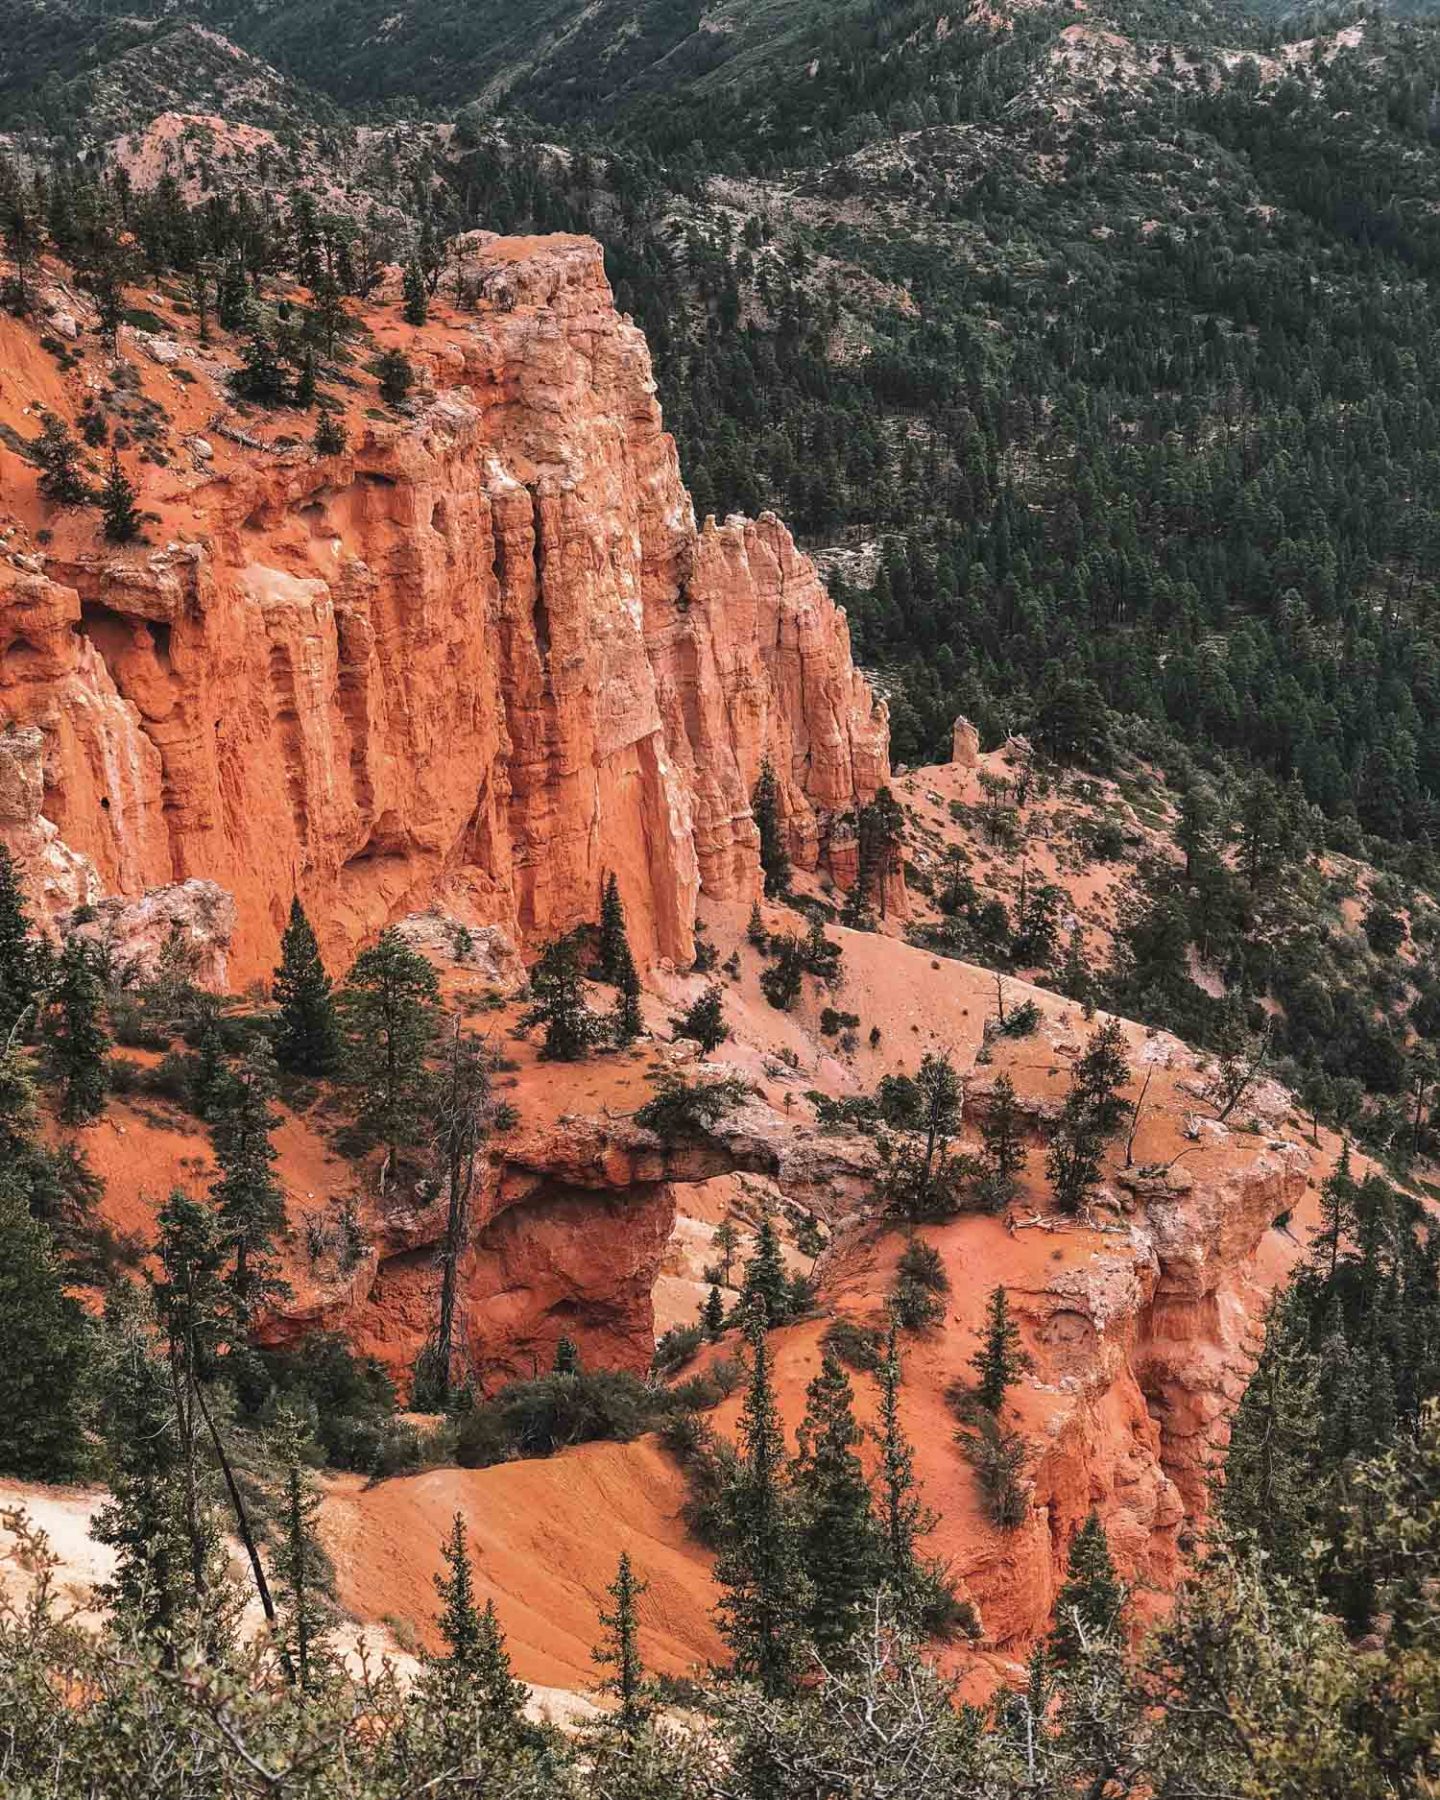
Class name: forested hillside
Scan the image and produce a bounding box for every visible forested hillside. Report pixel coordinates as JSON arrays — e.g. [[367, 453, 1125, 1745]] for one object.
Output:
[[16, 0, 1423, 846]]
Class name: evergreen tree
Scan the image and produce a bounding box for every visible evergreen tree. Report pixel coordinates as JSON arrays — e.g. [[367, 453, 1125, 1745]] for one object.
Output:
[[522, 930, 599, 1061], [752, 757, 791, 897], [675, 985, 729, 1055], [0, 1167, 89, 1479], [739, 1210, 790, 1327], [596, 873, 630, 984], [0, 843, 39, 1038], [704, 1283, 727, 1340], [294, 346, 317, 408], [94, 1289, 236, 1661], [34, 413, 89, 505], [99, 449, 142, 543], [713, 1218, 740, 1286], [424, 1512, 530, 1727], [1047, 1019, 1131, 1215], [433, 1512, 484, 1670], [1051, 1512, 1125, 1666], [794, 1346, 881, 1657], [714, 1312, 808, 1696], [874, 1316, 935, 1623], [971, 1286, 1030, 1414], [190, 1000, 228, 1122], [1220, 1295, 1324, 1584], [609, 935, 644, 1048], [340, 928, 440, 1165], [272, 898, 341, 1076], [592, 1551, 650, 1734], [313, 408, 347, 455], [230, 331, 288, 404], [403, 260, 429, 326], [552, 1336, 580, 1375], [210, 1042, 284, 1316], [44, 936, 108, 1124], [856, 786, 905, 918], [420, 1020, 493, 1407], [273, 1413, 329, 1692], [980, 1071, 1029, 1202], [377, 347, 413, 406]]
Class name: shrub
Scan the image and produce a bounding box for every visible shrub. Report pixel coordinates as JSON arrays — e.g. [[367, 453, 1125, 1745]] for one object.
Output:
[[653, 1322, 705, 1377], [636, 1071, 750, 1137], [875, 1073, 923, 1127], [959, 1411, 1030, 1529], [658, 1409, 736, 1547], [998, 999, 1042, 1039], [821, 1316, 883, 1371], [454, 1368, 661, 1467], [890, 1237, 950, 1332], [231, 1335, 405, 1474]]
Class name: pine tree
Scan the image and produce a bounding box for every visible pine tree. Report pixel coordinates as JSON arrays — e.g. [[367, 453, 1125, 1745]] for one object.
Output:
[[100, 449, 142, 543], [293, 342, 318, 405], [34, 413, 90, 505], [596, 873, 629, 984], [1314, 1148, 1358, 1284], [713, 1218, 740, 1286], [1219, 1297, 1323, 1583], [94, 1289, 237, 1662], [794, 1346, 881, 1656], [704, 1283, 727, 1340], [553, 1336, 580, 1375], [980, 1071, 1029, 1202], [1051, 1512, 1124, 1666], [378, 347, 414, 406], [231, 331, 288, 404], [522, 931, 598, 1061], [874, 1316, 935, 1623], [971, 1286, 1030, 1414], [403, 260, 429, 326], [340, 928, 440, 1165], [45, 936, 108, 1124], [752, 756, 791, 897], [273, 1414, 329, 1692], [593, 1551, 649, 1734], [714, 1313, 808, 1696], [1047, 1019, 1132, 1215], [190, 1000, 228, 1121], [739, 1210, 790, 1327], [609, 937, 644, 1048], [0, 1167, 89, 1479], [273, 898, 341, 1076], [675, 985, 729, 1055], [856, 786, 905, 918], [433, 1512, 484, 1669], [152, 1187, 230, 1384], [421, 1020, 493, 1408], [313, 408, 348, 455], [210, 1041, 284, 1316], [0, 844, 39, 1038], [424, 1513, 530, 1726]]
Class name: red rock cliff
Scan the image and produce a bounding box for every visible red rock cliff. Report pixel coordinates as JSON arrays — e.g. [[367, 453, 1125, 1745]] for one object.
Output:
[[0, 234, 889, 984]]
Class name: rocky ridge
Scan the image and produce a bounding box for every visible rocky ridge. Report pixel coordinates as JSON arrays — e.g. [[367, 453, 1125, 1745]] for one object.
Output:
[[0, 231, 889, 985]]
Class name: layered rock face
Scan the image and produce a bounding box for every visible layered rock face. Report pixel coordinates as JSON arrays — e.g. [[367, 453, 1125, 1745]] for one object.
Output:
[[0, 234, 888, 984]]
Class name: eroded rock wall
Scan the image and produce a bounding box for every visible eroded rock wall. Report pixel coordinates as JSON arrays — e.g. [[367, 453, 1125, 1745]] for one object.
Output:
[[0, 234, 888, 984]]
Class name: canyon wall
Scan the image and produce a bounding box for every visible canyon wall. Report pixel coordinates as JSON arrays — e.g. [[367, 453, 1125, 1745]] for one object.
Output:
[[0, 233, 889, 984]]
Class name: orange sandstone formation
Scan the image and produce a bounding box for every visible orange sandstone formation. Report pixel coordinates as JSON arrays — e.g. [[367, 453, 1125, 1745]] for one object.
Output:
[[0, 233, 889, 984]]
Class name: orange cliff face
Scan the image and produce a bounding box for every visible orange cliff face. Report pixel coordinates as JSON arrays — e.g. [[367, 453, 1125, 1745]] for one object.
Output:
[[0, 233, 890, 985]]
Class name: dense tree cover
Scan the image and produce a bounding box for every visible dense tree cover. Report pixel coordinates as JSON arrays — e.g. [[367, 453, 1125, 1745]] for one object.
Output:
[[415, 7, 1440, 866]]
